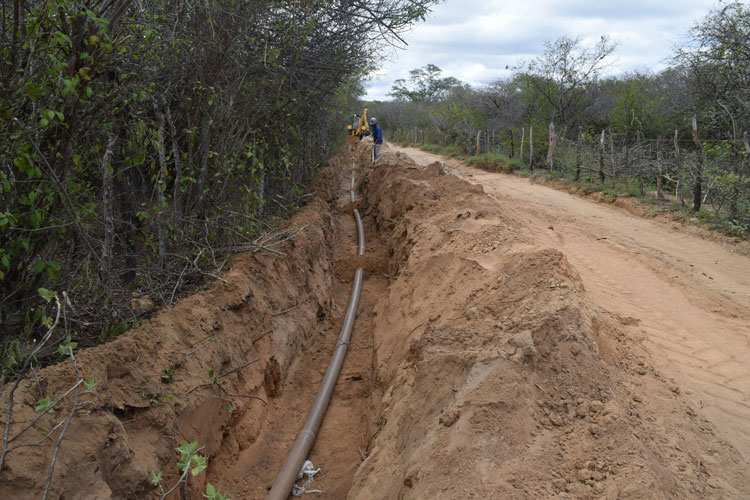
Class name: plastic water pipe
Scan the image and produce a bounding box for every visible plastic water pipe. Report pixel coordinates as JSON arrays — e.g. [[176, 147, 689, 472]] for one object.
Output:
[[267, 209, 365, 500]]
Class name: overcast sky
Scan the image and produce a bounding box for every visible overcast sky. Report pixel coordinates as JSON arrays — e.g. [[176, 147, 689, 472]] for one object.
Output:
[[365, 0, 720, 101]]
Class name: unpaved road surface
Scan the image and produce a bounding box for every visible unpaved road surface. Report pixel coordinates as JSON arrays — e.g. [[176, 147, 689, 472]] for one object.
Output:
[[393, 144, 750, 462]]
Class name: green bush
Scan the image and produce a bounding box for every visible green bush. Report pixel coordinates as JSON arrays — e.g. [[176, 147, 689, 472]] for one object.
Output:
[[465, 153, 522, 172]]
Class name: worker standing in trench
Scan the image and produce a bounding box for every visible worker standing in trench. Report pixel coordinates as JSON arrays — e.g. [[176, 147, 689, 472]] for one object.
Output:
[[370, 117, 383, 161]]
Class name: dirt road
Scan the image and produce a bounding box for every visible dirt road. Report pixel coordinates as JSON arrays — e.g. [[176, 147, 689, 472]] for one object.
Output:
[[392, 144, 750, 462]]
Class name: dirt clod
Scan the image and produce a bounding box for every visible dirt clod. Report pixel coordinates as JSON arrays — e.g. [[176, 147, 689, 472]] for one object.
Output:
[[439, 407, 461, 427]]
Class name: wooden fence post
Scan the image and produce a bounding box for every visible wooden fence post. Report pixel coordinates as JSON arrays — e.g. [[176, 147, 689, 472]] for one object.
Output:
[[608, 130, 616, 188], [529, 126, 534, 171], [674, 129, 683, 205], [598, 130, 605, 183], [656, 135, 663, 199], [624, 133, 629, 188], [575, 126, 582, 181], [546, 121, 557, 171], [691, 115, 704, 212]]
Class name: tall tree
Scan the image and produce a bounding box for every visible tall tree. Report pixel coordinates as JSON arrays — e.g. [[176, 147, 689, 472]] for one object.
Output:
[[389, 64, 464, 102], [521, 35, 617, 133], [676, 1, 750, 138]]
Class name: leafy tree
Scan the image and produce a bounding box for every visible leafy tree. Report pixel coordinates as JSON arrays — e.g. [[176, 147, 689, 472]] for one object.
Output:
[[676, 1, 750, 138], [520, 35, 617, 133], [0, 0, 439, 350], [389, 64, 464, 102]]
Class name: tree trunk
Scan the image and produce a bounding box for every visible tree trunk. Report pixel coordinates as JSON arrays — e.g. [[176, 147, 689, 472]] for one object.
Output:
[[598, 130, 605, 183], [99, 135, 118, 284], [624, 133, 629, 188], [258, 145, 265, 211], [476, 130, 481, 156], [656, 135, 663, 199], [691, 115, 704, 212], [197, 107, 212, 214], [529, 126, 534, 171], [575, 126, 582, 181], [520, 127, 525, 162], [608, 130, 616, 188], [164, 99, 182, 230], [508, 129, 514, 158], [154, 101, 168, 269], [546, 121, 557, 171]]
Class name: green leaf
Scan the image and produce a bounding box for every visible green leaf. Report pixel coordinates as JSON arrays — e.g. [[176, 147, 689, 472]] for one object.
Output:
[[191, 454, 207, 476], [203, 483, 229, 500], [84, 376, 99, 391], [38, 288, 56, 302], [149, 471, 163, 486], [205, 483, 216, 497], [177, 440, 200, 471], [58, 334, 78, 355], [35, 396, 53, 413]]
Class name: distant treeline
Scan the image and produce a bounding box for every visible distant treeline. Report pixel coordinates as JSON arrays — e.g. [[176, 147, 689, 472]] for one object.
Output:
[[371, 2, 750, 235]]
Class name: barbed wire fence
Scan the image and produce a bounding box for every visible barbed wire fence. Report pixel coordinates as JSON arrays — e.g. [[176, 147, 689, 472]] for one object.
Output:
[[392, 124, 750, 236]]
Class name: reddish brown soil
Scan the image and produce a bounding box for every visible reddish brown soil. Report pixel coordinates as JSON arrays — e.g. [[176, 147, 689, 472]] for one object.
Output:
[[1, 142, 749, 499]]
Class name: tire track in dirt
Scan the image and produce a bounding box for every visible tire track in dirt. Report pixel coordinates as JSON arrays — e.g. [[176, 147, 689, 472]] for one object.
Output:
[[391, 144, 750, 463]]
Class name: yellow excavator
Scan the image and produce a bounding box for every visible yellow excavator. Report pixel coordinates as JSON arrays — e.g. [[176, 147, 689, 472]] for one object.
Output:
[[347, 109, 370, 144]]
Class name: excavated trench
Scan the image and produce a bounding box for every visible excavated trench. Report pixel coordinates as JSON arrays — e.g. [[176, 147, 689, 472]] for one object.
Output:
[[1, 144, 749, 499]]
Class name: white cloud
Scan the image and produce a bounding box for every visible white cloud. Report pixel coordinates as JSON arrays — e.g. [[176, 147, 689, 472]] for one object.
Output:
[[365, 0, 719, 100]]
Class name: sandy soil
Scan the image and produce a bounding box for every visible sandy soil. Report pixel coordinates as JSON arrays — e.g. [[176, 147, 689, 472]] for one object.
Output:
[[2, 141, 749, 499], [393, 144, 750, 463]]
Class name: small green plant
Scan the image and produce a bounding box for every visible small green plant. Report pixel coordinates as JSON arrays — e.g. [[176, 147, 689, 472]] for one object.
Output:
[[176, 440, 207, 476], [150, 440, 229, 499], [204, 483, 230, 500], [465, 153, 522, 172], [35, 396, 54, 414], [57, 334, 78, 356], [696, 208, 712, 222], [726, 220, 748, 238], [84, 376, 99, 391], [208, 369, 228, 386], [149, 471, 163, 486], [160, 368, 174, 382]]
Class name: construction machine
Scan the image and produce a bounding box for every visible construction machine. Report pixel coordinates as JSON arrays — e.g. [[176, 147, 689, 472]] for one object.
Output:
[[347, 109, 371, 145]]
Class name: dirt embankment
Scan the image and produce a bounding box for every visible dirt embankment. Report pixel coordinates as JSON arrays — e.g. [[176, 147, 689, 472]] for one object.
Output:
[[0, 196, 344, 498], [2, 144, 749, 499]]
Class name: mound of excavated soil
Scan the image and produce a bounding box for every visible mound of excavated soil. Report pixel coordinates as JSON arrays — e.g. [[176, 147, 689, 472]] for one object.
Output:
[[2, 143, 748, 500], [347, 151, 749, 499]]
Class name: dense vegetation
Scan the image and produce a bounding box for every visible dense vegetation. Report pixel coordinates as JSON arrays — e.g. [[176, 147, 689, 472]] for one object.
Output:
[[371, 2, 750, 236], [0, 0, 437, 367]]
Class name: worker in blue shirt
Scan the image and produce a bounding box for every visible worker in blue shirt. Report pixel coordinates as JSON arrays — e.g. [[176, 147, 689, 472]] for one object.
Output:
[[370, 117, 383, 161]]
